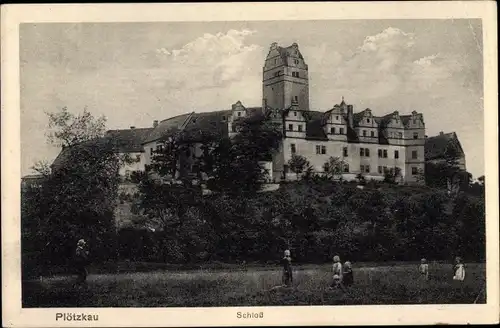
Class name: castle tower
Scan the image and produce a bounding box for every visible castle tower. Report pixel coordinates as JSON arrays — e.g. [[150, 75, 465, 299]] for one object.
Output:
[[262, 42, 309, 111]]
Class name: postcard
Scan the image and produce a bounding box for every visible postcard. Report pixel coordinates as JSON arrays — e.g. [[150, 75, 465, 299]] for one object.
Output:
[[1, 1, 498, 326]]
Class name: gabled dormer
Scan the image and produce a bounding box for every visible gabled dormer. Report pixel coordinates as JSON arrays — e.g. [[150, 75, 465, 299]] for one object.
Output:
[[402, 110, 425, 141], [380, 111, 405, 140], [354, 108, 379, 141], [228, 100, 248, 137], [323, 101, 348, 141]]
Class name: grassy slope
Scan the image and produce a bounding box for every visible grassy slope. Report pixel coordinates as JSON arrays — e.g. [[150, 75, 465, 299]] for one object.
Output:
[[23, 263, 485, 307]]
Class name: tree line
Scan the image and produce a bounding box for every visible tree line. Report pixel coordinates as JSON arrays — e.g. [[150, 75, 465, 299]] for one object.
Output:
[[21, 107, 485, 278]]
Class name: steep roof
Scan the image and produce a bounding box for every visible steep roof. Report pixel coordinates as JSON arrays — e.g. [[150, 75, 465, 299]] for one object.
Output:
[[276, 44, 305, 62], [425, 132, 464, 160], [105, 127, 153, 152], [304, 110, 328, 141], [183, 110, 231, 142], [143, 113, 193, 144], [51, 138, 109, 171]]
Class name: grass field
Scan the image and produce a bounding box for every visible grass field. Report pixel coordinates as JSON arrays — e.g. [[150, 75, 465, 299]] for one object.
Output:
[[22, 263, 486, 307]]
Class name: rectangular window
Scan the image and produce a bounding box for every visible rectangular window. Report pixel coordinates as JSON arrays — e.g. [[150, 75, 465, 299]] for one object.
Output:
[[343, 147, 348, 157], [336, 115, 339, 120], [316, 145, 321, 155], [383, 149, 388, 158], [371, 131, 375, 137], [412, 167, 418, 175], [365, 165, 370, 173], [412, 150, 418, 159], [378, 166, 382, 174], [395, 150, 399, 159], [274, 59, 278, 64], [294, 96, 298, 101], [360, 165, 364, 172], [289, 124, 293, 131], [383, 166, 388, 173], [398, 132, 403, 139], [231, 126, 236, 132], [340, 128, 344, 134], [413, 132, 418, 139], [360, 148, 365, 156], [150, 147, 153, 156], [237, 112, 241, 117], [331, 127, 336, 134], [291, 144, 296, 154], [378, 149, 382, 158], [321, 145, 326, 155], [293, 111, 297, 116], [298, 125, 303, 132], [367, 118, 370, 123], [365, 148, 370, 157], [363, 130, 367, 137], [344, 164, 349, 173]]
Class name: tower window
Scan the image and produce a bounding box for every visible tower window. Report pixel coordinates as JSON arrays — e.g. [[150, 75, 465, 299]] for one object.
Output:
[[398, 132, 403, 138], [371, 131, 375, 137], [298, 125, 303, 132], [274, 71, 280, 77], [293, 111, 297, 116], [288, 124, 293, 131], [336, 115, 339, 120], [274, 59, 278, 64], [412, 150, 418, 159], [237, 112, 241, 117], [340, 128, 344, 134], [331, 127, 336, 134], [294, 59, 299, 65], [413, 132, 418, 139], [362, 130, 367, 137], [367, 118, 370, 123]]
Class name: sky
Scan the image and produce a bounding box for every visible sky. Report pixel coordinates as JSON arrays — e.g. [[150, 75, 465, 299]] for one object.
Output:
[[20, 20, 484, 178]]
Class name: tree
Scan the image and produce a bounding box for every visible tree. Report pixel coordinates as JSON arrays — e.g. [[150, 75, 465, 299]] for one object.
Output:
[[383, 167, 402, 184], [323, 156, 346, 180], [197, 115, 282, 195], [288, 154, 310, 179], [46, 106, 107, 148], [23, 108, 119, 276], [31, 160, 51, 176]]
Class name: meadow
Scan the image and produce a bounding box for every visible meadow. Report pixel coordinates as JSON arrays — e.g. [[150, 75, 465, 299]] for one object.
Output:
[[22, 262, 486, 307]]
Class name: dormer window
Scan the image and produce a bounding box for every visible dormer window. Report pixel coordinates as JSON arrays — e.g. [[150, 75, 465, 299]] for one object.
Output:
[[293, 111, 297, 117], [237, 112, 241, 117], [336, 116, 339, 120], [367, 118, 370, 123], [274, 59, 278, 64], [294, 59, 299, 65]]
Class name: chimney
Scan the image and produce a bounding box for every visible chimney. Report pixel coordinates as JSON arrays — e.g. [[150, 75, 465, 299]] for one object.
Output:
[[347, 105, 354, 127], [439, 131, 444, 135], [130, 126, 135, 129], [153, 120, 158, 128]]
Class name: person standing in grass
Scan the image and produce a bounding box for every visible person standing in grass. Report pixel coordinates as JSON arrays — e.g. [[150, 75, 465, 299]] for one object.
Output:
[[75, 239, 90, 285], [419, 258, 429, 281], [281, 249, 293, 287], [343, 261, 354, 287], [330, 255, 343, 288], [453, 256, 465, 281]]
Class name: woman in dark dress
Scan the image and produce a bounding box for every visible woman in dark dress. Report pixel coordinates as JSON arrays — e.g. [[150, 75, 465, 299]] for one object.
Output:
[[343, 261, 354, 287]]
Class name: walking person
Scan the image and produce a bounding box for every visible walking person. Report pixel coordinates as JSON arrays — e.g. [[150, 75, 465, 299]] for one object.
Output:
[[281, 249, 293, 287], [453, 256, 465, 281], [74, 239, 90, 285], [330, 255, 344, 289], [343, 261, 354, 287], [419, 258, 429, 281]]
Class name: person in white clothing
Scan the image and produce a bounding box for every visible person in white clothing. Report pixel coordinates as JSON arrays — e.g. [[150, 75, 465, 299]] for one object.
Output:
[[330, 255, 343, 288], [453, 256, 465, 281]]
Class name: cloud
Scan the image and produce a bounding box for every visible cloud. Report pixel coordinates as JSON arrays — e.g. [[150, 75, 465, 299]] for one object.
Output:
[[154, 29, 263, 89]]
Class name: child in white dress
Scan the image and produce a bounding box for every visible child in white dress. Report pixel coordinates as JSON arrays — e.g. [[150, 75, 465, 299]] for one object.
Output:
[[453, 257, 465, 281], [419, 258, 429, 281]]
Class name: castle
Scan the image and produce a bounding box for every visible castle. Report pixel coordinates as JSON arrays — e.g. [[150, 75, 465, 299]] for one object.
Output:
[[50, 42, 466, 185]]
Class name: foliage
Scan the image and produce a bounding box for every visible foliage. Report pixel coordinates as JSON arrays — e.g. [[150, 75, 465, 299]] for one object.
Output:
[[45, 106, 107, 148], [322, 156, 347, 180], [383, 167, 401, 184], [288, 154, 311, 178]]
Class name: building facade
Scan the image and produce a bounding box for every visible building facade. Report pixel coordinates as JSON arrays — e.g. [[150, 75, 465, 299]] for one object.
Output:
[[49, 42, 468, 185]]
